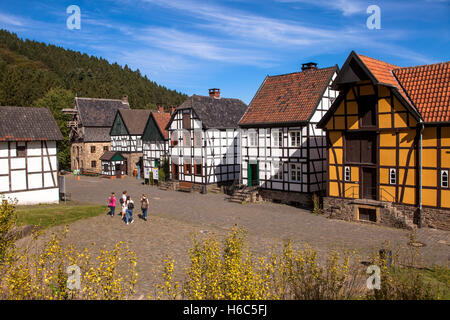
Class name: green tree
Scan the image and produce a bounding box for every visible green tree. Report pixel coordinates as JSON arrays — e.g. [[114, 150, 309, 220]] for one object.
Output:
[[32, 88, 74, 170]]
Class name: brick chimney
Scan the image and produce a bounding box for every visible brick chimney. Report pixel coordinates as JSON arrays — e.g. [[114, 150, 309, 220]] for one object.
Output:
[[121, 95, 129, 104], [301, 62, 318, 71], [209, 88, 221, 99], [158, 105, 165, 113], [170, 107, 176, 115]]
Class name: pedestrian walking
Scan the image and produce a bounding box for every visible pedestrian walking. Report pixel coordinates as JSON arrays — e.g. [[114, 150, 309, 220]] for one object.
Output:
[[140, 194, 149, 221], [108, 192, 116, 217], [125, 195, 135, 225], [120, 191, 127, 217]]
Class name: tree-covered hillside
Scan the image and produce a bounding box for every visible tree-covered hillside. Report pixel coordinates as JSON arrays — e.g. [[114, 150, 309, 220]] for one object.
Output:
[[0, 30, 187, 108], [0, 29, 188, 170]]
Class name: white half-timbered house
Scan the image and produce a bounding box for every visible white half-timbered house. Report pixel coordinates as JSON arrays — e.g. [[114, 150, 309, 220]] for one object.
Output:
[[100, 151, 126, 177], [0, 106, 63, 205], [239, 63, 339, 206], [166, 89, 248, 189], [108, 109, 152, 176], [142, 107, 171, 179]]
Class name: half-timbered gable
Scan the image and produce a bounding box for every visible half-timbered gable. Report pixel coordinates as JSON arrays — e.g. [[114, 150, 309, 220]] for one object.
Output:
[[63, 96, 130, 173], [108, 109, 151, 176], [142, 108, 171, 178], [0, 106, 63, 205], [318, 51, 450, 230], [166, 90, 248, 188], [239, 63, 339, 206]]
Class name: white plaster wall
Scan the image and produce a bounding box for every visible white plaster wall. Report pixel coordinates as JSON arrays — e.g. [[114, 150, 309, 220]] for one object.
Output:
[[1, 188, 59, 205]]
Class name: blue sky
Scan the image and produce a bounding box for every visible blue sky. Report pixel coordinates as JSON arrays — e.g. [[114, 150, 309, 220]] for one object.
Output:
[[0, 0, 449, 104]]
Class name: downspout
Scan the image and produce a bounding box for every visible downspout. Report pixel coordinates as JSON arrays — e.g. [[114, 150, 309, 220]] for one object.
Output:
[[418, 121, 424, 228]]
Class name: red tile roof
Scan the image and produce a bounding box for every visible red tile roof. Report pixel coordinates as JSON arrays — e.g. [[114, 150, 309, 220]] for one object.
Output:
[[239, 66, 337, 126], [393, 62, 450, 123], [151, 111, 171, 140], [357, 54, 450, 123]]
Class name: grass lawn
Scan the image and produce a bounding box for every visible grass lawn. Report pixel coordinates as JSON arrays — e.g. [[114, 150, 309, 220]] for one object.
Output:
[[15, 203, 108, 229]]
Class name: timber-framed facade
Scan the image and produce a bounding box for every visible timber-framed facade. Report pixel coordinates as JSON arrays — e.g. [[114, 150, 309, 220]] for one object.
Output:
[[166, 89, 248, 189], [0, 106, 63, 205], [109, 109, 152, 176], [142, 107, 171, 180], [239, 63, 339, 207], [318, 51, 450, 230]]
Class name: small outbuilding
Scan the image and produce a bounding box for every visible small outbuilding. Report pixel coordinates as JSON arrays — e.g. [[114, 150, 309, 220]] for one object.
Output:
[[100, 151, 126, 178], [0, 106, 63, 205]]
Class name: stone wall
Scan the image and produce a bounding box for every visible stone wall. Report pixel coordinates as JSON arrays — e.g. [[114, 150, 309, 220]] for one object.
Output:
[[259, 189, 313, 209], [121, 152, 143, 176], [323, 197, 450, 231], [70, 142, 110, 174]]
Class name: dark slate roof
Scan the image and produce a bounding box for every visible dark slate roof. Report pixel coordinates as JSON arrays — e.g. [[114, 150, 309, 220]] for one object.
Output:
[[239, 66, 337, 126], [0, 106, 63, 141], [83, 127, 111, 142], [76, 97, 130, 127], [119, 109, 152, 135], [100, 151, 125, 161], [172, 95, 248, 129]]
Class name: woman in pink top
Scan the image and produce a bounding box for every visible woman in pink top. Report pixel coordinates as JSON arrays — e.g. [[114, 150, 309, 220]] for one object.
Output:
[[108, 192, 117, 217]]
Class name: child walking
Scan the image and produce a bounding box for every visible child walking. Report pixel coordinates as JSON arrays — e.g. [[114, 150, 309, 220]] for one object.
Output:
[[125, 195, 135, 225], [107, 192, 116, 217], [120, 191, 127, 218], [140, 194, 149, 221]]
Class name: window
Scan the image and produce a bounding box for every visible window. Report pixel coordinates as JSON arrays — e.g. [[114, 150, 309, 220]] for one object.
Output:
[[344, 166, 351, 182], [358, 95, 377, 127], [16, 143, 26, 157], [194, 161, 202, 175], [441, 170, 449, 188], [272, 162, 283, 180], [345, 132, 376, 164], [290, 163, 301, 182], [289, 131, 301, 147], [249, 131, 257, 147], [182, 113, 191, 130], [91, 146, 96, 153], [91, 160, 96, 168], [272, 130, 283, 147], [389, 168, 396, 185], [103, 146, 109, 152], [184, 163, 192, 174]]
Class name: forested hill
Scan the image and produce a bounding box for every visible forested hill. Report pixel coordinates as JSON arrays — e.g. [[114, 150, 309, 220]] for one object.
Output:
[[0, 29, 187, 108]]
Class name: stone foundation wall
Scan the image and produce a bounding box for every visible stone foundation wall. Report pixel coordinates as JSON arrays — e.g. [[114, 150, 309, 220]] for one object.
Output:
[[259, 189, 313, 209], [121, 153, 143, 176], [323, 197, 450, 231]]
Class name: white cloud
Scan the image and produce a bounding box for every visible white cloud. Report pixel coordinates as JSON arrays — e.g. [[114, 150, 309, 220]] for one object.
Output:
[[0, 12, 28, 27], [276, 0, 365, 16]]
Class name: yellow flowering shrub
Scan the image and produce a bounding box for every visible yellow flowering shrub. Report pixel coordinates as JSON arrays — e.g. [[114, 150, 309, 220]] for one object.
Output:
[[0, 199, 138, 300]]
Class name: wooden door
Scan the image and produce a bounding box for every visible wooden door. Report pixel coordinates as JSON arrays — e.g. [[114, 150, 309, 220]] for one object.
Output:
[[362, 167, 377, 200], [115, 163, 121, 177], [248, 163, 259, 187], [172, 163, 179, 180]]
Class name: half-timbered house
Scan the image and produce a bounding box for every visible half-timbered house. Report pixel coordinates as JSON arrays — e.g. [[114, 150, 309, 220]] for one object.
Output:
[[239, 63, 339, 206], [317, 51, 450, 230], [64, 96, 130, 174], [166, 89, 248, 190], [0, 106, 63, 205], [109, 109, 152, 176], [142, 107, 171, 180], [100, 151, 127, 178]]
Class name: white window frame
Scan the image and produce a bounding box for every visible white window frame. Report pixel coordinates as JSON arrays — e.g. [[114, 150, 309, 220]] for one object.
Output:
[[289, 130, 301, 147], [272, 161, 283, 180], [389, 168, 396, 185], [272, 130, 283, 148], [441, 170, 448, 188], [290, 163, 301, 182], [344, 166, 351, 182], [248, 130, 258, 147]]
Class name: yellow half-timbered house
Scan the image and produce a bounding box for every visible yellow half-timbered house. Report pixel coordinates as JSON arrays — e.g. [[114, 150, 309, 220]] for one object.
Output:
[[318, 51, 449, 230]]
